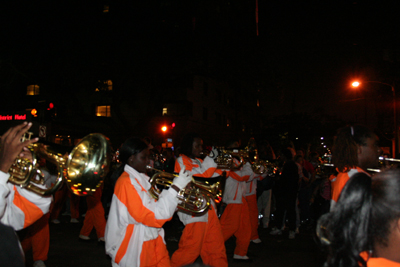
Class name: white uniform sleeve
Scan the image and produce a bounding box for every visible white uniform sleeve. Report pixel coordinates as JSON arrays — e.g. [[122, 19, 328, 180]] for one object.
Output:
[[0, 170, 51, 230]]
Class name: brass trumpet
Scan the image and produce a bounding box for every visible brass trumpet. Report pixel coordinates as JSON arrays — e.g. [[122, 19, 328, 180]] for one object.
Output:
[[146, 166, 225, 215], [8, 133, 111, 196], [205, 147, 245, 170]]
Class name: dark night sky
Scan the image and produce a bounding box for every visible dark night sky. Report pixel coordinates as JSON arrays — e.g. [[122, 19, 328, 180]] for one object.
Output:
[[1, 1, 400, 124]]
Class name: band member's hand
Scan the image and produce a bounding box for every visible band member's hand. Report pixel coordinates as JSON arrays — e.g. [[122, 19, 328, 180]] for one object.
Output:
[[173, 167, 192, 190], [19, 147, 34, 162], [209, 147, 219, 160], [0, 122, 38, 173]]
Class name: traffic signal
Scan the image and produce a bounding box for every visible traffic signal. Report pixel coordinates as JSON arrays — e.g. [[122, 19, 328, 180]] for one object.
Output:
[[31, 109, 38, 117]]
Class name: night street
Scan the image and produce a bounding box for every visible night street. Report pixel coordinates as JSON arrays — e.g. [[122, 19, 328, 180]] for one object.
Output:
[[23, 213, 325, 267]]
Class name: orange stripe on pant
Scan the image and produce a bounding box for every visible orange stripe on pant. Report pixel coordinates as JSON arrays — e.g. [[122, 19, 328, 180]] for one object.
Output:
[[220, 198, 251, 256], [171, 207, 228, 267], [246, 194, 259, 240], [20, 212, 50, 261], [80, 188, 106, 238]]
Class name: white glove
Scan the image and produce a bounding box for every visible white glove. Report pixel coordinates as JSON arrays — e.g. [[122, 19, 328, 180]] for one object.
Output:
[[173, 167, 192, 190], [209, 147, 219, 160]]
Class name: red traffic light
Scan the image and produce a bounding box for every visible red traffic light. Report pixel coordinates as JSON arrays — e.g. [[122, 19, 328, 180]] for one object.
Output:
[[47, 102, 54, 110], [171, 122, 176, 128]]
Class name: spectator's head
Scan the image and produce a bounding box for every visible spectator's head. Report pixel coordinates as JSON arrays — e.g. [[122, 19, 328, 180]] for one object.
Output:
[[332, 125, 381, 172]]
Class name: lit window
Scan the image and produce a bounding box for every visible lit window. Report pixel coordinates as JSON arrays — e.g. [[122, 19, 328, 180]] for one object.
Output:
[[103, 5, 109, 13], [96, 105, 111, 117], [27, 85, 40, 95], [163, 108, 168, 115], [106, 80, 113, 91], [95, 80, 112, 91]]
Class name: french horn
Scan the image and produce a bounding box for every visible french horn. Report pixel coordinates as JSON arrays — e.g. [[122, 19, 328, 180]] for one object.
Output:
[[146, 166, 226, 215], [8, 133, 111, 196]]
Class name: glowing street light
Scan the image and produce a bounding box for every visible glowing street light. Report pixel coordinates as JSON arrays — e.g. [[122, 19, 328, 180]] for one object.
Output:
[[351, 80, 397, 157]]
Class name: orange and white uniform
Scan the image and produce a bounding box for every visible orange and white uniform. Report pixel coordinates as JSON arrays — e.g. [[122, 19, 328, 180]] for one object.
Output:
[[245, 170, 260, 241], [219, 161, 252, 256], [171, 155, 228, 267], [20, 169, 57, 263], [330, 167, 367, 210], [0, 171, 51, 230], [105, 164, 179, 267]]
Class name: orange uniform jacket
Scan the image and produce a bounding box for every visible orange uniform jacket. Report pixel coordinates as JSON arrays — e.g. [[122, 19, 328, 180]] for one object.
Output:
[[105, 165, 179, 267], [330, 167, 367, 210], [0, 171, 51, 230]]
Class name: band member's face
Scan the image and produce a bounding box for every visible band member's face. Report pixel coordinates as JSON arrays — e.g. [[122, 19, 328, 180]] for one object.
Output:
[[358, 134, 381, 170], [191, 138, 203, 158], [129, 148, 150, 173]]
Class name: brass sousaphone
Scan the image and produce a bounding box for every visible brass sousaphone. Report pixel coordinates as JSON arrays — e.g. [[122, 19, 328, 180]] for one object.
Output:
[[8, 133, 112, 196]]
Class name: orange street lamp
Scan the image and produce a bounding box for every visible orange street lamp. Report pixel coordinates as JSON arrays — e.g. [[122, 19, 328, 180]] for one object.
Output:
[[352, 80, 397, 157]]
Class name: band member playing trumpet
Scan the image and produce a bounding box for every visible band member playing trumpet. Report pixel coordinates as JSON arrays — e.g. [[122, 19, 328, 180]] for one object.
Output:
[[330, 125, 381, 210], [0, 122, 51, 230], [105, 137, 191, 267], [170, 133, 228, 267], [219, 140, 253, 261]]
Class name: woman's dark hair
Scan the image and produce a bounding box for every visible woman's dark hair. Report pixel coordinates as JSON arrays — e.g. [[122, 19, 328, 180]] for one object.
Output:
[[332, 125, 375, 172], [317, 169, 400, 267], [281, 148, 293, 161], [179, 132, 200, 157], [110, 137, 148, 186]]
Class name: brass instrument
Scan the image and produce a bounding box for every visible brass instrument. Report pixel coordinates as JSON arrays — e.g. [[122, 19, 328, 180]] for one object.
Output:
[[322, 156, 400, 173], [251, 159, 281, 176], [213, 147, 245, 170], [147, 166, 226, 215], [8, 133, 111, 196]]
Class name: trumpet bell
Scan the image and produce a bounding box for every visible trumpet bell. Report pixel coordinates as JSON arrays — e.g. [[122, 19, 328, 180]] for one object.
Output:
[[67, 133, 112, 196]]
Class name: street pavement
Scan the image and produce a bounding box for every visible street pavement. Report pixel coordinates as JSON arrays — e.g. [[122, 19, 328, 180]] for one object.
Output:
[[23, 214, 326, 267]]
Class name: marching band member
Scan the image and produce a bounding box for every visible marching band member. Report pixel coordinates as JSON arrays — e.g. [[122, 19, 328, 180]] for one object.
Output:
[[105, 137, 191, 267], [245, 167, 262, 243], [78, 185, 107, 242], [0, 122, 51, 230], [170, 133, 228, 267], [330, 125, 381, 210], [20, 161, 58, 267], [219, 140, 253, 261]]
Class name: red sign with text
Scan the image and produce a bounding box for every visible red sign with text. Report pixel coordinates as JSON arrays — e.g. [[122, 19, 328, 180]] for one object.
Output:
[[0, 114, 27, 121]]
